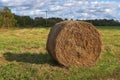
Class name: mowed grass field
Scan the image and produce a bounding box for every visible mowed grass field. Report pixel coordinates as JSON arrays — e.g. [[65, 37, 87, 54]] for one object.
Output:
[[0, 26, 120, 80]]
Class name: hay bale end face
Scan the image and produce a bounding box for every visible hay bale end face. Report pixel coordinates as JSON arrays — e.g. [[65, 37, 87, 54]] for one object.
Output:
[[46, 21, 102, 67]]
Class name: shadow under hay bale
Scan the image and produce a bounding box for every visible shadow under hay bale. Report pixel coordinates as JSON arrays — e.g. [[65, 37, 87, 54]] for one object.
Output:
[[46, 21, 102, 67], [3, 52, 58, 66]]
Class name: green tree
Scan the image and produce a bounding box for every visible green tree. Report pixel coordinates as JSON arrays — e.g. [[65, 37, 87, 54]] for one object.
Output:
[[14, 14, 34, 27], [0, 13, 3, 27], [0, 7, 16, 28]]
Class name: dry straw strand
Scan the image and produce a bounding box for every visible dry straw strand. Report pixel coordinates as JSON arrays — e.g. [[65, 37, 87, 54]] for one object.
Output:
[[46, 20, 102, 67]]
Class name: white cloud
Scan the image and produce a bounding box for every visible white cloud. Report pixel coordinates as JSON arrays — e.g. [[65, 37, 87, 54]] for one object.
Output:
[[0, 0, 120, 20], [64, 2, 73, 7], [50, 6, 63, 11]]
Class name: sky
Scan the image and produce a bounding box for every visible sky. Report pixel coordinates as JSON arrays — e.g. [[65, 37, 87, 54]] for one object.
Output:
[[0, 0, 120, 20]]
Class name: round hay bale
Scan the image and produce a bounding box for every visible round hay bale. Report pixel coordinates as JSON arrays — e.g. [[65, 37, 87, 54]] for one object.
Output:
[[46, 20, 102, 67]]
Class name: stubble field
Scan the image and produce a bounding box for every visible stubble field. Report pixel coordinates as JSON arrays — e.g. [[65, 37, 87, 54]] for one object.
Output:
[[0, 26, 120, 80]]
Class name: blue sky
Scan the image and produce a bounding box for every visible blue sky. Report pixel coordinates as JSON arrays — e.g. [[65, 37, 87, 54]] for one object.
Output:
[[0, 0, 120, 20]]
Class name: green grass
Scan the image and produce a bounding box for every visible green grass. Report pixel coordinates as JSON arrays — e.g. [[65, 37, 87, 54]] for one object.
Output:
[[0, 26, 120, 80]]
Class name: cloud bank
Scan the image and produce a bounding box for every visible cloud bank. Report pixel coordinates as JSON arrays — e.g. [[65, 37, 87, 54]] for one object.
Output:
[[0, 0, 120, 20]]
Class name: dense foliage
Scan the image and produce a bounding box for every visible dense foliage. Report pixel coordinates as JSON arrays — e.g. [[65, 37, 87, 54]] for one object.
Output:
[[0, 7, 16, 28], [14, 15, 120, 27], [84, 19, 120, 26]]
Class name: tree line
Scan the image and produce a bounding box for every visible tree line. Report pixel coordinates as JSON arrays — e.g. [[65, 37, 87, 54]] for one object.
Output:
[[0, 7, 120, 28], [84, 19, 120, 26]]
